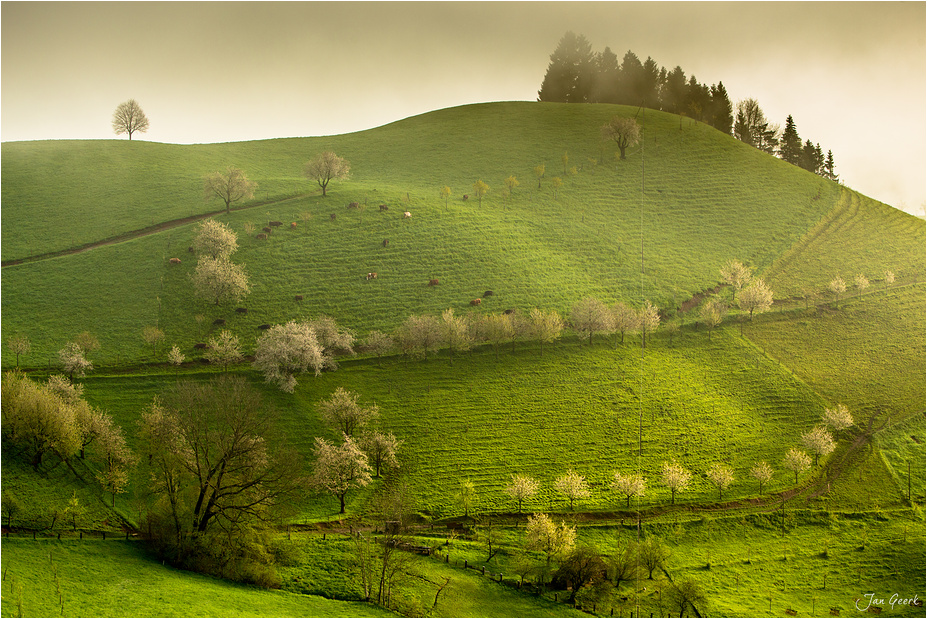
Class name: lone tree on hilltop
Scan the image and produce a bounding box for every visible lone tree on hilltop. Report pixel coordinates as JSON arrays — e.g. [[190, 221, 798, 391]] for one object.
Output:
[[304, 151, 350, 197], [203, 166, 257, 214], [601, 116, 641, 160], [112, 99, 149, 140]]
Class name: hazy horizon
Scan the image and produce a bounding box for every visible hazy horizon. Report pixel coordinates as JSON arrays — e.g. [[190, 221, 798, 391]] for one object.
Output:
[[2, 1, 924, 216]]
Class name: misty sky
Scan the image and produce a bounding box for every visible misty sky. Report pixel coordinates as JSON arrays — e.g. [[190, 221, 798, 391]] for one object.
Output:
[[2, 1, 924, 215]]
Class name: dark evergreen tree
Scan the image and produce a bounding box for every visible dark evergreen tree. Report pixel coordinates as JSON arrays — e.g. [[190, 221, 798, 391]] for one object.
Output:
[[660, 66, 687, 114], [616, 50, 644, 105], [778, 115, 802, 165], [823, 150, 838, 181], [685, 76, 711, 121], [591, 46, 621, 103], [538, 31, 596, 103], [708, 82, 734, 135], [641, 57, 662, 109]]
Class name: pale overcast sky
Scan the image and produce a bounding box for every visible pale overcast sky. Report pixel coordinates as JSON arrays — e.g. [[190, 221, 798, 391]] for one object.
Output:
[[2, 1, 924, 215]]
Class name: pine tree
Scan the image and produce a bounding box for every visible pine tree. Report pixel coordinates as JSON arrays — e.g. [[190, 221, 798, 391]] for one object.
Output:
[[538, 31, 596, 103], [778, 115, 802, 165], [660, 66, 687, 114], [641, 57, 662, 109], [823, 150, 838, 181], [591, 46, 621, 103], [685, 76, 711, 122], [617, 50, 644, 105], [708, 82, 734, 135]]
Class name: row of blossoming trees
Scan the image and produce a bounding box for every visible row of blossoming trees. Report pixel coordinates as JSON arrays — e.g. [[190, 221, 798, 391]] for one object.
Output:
[[493, 404, 853, 514]]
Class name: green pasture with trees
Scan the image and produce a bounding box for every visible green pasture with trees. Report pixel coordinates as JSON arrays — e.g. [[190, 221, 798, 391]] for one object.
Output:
[[2, 100, 924, 617]]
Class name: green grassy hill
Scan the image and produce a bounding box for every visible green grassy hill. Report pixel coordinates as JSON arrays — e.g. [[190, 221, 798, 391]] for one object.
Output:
[[5, 102, 922, 369]]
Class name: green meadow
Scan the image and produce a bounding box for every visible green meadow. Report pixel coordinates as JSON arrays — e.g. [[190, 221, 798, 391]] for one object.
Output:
[[2, 102, 924, 617]]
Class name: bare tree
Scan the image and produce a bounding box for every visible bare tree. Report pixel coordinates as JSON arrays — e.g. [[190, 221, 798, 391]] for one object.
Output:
[[311, 434, 372, 514], [360, 431, 402, 478], [611, 472, 646, 508], [203, 167, 257, 214], [611, 302, 640, 346], [554, 546, 608, 606], [801, 426, 836, 466], [706, 462, 734, 500], [661, 460, 691, 505], [318, 387, 379, 437], [190, 256, 250, 306], [192, 219, 239, 259], [253, 321, 324, 392], [504, 474, 540, 513], [783, 447, 811, 484], [112, 99, 149, 140], [6, 334, 30, 368], [750, 461, 773, 494], [205, 330, 242, 372], [571, 297, 612, 346], [142, 326, 165, 359], [637, 536, 670, 579], [668, 577, 708, 617], [601, 116, 641, 159], [555, 469, 591, 511], [304, 151, 350, 197]]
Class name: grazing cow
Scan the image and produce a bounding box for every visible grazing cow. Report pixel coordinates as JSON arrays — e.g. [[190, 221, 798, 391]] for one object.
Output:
[[256, 233, 268, 240], [213, 318, 226, 326], [330, 213, 337, 220], [290, 222, 298, 228], [462, 194, 469, 201], [383, 239, 389, 247], [503, 308, 516, 315], [347, 202, 360, 209], [262, 226, 272, 234], [366, 272, 378, 280], [483, 290, 494, 298], [403, 211, 411, 218], [169, 257, 181, 265], [295, 295, 304, 301], [428, 279, 440, 286], [470, 298, 482, 306], [188, 246, 195, 253], [235, 307, 248, 314], [258, 324, 272, 330], [269, 221, 283, 227], [379, 204, 389, 211]]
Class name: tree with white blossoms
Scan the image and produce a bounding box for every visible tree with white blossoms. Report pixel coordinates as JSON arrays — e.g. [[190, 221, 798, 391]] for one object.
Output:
[[854, 273, 870, 297], [359, 431, 402, 478], [783, 447, 811, 484], [167, 345, 185, 368], [829, 275, 847, 308], [720, 259, 753, 301], [555, 469, 591, 511], [750, 461, 773, 494], [801, 425, 836, 466], [525, 513, 577, 567], [192, 219, 239, 259], [571, 297, 612, 346], [318, 387, 379, 437], [190, 256, 250, 306], [394, 314, 442, 360], [822, 404, 853, 434], [600, 116, 641, 160], [527, 307, 563, 357], [611, 472, 646, 508], [639, 301, 661, 348], [364, 330, 393, 366], [611, 302, 640, 346], [505, 474, 540, 513], [92, 413, 137, 507], [142, 326, 165, 359], [6, 334, 30, 368], [59, 342, 93, 380], [253, 321, 324, 392], [205, 330, 242, 372], [441, 308, 471, 362], [884, 270, 896, 286], [311, 434, 372, 514], [699, 298, 727, 341], [737, 278, 774, 325], [661, 460, 691, 505], [305, 151, 350, 197], [706, 462, 735, 500], [307, 315, 356, 365]]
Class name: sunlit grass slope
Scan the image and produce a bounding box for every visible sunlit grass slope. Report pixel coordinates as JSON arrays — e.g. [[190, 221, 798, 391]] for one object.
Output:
[[0, 538, 391, 618], [2, 101, 872, 367]]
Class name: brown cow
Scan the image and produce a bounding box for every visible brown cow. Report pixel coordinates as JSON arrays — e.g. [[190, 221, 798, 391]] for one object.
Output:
[[295, 295, 304, 301], [262, 226, 272, 233], [462, 194, 469, 200], [169, 258, 181, 265], [470, 298, 481, 306], [483, 290, 494, 298], [366, 272, 378, 280], [383, 239, 389, 247], [379, 204, 389, 211], [428, 279, 440, 286], [269, 221, 283, 227], [347, 202, 360, 209], [256, 233, 268, 240], [330, 213, 337, 220], [290, 222, 298, 228]]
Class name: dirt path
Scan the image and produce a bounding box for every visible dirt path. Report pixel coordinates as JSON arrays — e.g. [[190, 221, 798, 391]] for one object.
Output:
[[1, 193, 308, 268]]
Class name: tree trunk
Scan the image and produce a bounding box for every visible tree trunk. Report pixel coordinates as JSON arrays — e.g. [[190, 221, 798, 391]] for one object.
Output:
[[339, 493, 346, 514]]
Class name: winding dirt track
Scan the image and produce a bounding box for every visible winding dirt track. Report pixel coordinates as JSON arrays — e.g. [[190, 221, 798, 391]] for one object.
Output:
[[1, 194, 307, 268]]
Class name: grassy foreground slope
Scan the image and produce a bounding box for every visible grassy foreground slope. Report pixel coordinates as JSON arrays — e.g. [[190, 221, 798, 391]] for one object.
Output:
[[2, 101, 865, 367]]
